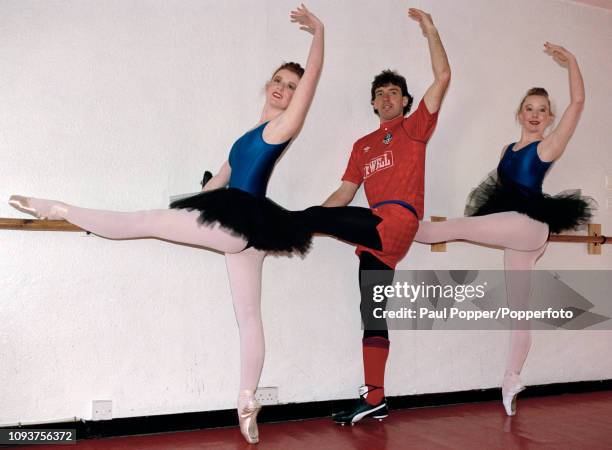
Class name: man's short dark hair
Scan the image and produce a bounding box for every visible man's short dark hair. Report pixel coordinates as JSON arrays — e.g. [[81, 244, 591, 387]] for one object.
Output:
[[371, 69, 414, 116]]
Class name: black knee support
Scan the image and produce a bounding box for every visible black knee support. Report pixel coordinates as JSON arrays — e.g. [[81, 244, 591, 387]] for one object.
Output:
[[359, 252, 394, 340]]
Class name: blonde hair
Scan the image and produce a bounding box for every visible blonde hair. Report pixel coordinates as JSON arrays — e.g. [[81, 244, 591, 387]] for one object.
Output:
[[516, 87, 555, 117]]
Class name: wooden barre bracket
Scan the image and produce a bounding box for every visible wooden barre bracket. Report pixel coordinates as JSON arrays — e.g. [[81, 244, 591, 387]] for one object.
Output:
[[588, 223, 602, 255], [430, 216, 447, 252]]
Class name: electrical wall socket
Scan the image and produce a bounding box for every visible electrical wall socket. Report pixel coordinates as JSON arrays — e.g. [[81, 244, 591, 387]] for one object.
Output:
[[92, 400, 112, 421], [255, 387, 278, 405]]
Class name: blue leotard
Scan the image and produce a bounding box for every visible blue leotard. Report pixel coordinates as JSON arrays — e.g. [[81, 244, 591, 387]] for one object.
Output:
[[497, 141, 552, 193], [228, 122, 290, 198]]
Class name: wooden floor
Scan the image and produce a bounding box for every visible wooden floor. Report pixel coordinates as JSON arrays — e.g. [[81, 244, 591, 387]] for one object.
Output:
[[24, 391, 612, 449]]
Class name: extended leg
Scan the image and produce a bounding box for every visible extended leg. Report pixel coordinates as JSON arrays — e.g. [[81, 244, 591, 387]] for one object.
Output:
[[9, 196, 247, 253], [415, 212, 549, 251], [301, 206, 383, 250]]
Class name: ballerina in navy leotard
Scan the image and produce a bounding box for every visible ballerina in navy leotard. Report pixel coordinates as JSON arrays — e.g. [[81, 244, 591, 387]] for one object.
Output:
[[415, 43, 592, 416]]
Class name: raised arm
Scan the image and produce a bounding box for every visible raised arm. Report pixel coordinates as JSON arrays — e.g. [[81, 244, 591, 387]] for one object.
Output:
[[408, 8, 451, 114], [538, 43, 585, 162], [267, 4, 324, 142], [202, 160, 231, 192], [323, 181, 359, 207]]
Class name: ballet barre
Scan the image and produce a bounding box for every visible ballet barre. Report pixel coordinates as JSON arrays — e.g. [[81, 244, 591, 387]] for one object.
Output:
[[0, 218, 82, 232], [429, 217, 607, 255], [1, 217, 608, 255]]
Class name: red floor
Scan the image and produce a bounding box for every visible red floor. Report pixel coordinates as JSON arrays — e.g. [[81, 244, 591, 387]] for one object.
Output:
[[22, 391, 612, 450]]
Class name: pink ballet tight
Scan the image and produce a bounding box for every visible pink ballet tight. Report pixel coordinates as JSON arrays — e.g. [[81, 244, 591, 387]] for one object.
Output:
[[36, 199, 265, 393], [225, 247, 266, 392], [503, 247, 547, 375], [415, 211, 548, 377], [64, 205, 248, 253], [415, 212, 548, 251]]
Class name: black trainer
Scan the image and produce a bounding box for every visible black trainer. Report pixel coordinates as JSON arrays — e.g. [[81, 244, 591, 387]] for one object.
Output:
[[333, 385, 389, 426]]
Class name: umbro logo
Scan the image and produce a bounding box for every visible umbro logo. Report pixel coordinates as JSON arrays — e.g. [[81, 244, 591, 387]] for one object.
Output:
[[363, 146, 371, 153]]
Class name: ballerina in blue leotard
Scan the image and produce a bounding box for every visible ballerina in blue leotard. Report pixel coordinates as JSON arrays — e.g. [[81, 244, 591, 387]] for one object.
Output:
[[415, 43, 592, 417], [9, 5, 385, 443], [8, 6, 344, 445]]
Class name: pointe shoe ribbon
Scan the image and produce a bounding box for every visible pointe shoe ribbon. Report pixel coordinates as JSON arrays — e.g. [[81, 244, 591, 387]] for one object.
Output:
[[238, 391, 262, 444]]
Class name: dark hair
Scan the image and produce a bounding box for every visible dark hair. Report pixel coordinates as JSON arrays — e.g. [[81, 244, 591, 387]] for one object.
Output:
[[272, 62, 305, 79], [371, 69, 413, 116], [517, 87, 554, 117]]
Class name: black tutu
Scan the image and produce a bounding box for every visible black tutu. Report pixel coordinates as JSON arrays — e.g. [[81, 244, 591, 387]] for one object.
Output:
[[170, 188, 312, 255], [464, 171, 595, 234]]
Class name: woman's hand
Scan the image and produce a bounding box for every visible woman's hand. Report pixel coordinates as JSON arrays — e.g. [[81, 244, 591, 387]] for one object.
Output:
[[408, 8, 437, 36], [265, 4, 324, 143], [290, 4, 323, 35], [538, 42, 584, 162], [544, 42, 576, 67]]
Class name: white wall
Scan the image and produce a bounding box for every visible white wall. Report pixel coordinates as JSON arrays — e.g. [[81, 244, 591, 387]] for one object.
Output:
[[1, 0, 611, 424]]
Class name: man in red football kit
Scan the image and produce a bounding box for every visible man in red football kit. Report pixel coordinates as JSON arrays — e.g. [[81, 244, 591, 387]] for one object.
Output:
[[325, 9, 450, 425]]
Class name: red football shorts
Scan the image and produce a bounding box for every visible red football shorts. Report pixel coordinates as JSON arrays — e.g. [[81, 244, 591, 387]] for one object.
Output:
[[355, 203, 419, 269]]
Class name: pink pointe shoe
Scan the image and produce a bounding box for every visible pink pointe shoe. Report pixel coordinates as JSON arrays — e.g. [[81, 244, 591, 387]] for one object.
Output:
[[9, 195, 67, 220], [502, 372, 526, 416], [237, 390, 262, 444]]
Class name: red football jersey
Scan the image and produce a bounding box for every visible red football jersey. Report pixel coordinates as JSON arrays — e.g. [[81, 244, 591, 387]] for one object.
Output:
[[342, 99, 438, 219]]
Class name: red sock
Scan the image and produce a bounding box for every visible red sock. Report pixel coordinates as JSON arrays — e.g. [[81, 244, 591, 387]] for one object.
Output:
[[362, 336, 390, 405]]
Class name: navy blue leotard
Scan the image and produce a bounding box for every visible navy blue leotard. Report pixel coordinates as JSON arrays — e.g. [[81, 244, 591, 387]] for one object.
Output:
[[497, 141, 552, 193], [467, 140, 591, 233], [228, 122, 290, 198]]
